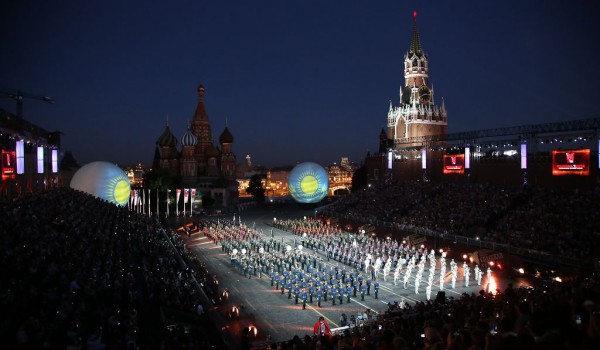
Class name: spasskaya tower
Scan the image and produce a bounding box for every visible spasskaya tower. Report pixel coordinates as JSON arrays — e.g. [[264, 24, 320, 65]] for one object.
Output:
[[387, 11, 447, 147]]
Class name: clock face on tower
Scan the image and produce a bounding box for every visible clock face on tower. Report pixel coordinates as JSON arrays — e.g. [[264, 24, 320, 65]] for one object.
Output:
[[418, 85, 431, 104]]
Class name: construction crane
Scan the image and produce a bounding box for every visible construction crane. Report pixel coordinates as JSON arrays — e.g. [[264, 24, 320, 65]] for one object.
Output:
[[0, 89, 54, 118]]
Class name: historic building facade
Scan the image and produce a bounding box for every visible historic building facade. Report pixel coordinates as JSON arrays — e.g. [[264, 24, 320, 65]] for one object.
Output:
[[386, 12, 447, 148], [366, 12, 448, 183], [154, 84, 238, 206]]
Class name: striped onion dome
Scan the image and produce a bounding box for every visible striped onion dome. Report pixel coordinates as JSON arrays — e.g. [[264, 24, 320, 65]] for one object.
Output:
[[181, 127, 198, 147], [156, 126, 177, 147]]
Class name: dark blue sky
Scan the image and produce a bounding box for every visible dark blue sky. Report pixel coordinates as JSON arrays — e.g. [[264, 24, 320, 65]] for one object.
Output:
[[1, 1, 599, 168]]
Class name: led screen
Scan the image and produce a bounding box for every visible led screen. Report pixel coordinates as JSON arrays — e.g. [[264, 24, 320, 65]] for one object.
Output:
[[70, 161, 131, 206], [443, 153, 465, 174], [2, 150, 16, 180], [288, 162, 329, 203], [552, 149, 590, 176]]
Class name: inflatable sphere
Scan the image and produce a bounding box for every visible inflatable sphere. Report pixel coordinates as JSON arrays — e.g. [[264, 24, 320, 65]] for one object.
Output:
[[70, 161, 131, 206], [287, 162, 329, 203]]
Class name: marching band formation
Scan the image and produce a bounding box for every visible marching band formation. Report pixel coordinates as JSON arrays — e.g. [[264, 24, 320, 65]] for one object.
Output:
[[199, 217, 493, 310]]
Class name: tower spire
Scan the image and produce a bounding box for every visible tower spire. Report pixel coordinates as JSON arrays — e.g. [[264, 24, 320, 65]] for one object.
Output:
[[409, 10, 423, 56], [193, 84, 209, 120]]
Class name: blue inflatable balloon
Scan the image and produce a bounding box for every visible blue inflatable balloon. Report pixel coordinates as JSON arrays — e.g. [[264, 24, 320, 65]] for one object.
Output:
[[288, 162, 329, 203], [70, 161, 131, 206]]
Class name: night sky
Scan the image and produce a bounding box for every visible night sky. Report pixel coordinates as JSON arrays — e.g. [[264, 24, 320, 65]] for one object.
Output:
[[1, 1, 599, 168]]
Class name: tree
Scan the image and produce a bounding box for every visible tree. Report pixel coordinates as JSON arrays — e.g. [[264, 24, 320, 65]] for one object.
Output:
[[351, 165, 367, 193], [202, 193, 215, 208], [144, 168, 181, 190], [246, 174, 265, 202]]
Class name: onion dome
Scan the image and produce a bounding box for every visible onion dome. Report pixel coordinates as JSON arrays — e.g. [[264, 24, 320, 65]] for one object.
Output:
[[181, 124, 197, 147], [219, 126, 234, 144], [206, 144, 220, 158], [156, 125, 177, 147]]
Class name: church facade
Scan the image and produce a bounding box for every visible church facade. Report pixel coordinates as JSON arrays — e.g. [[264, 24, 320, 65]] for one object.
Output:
[[154, 84, 238, 207]]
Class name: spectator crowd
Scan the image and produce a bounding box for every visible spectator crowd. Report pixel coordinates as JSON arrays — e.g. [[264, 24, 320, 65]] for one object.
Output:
[[3, 179, 600, 350], [0, 188, 221, 349], [323, 181, 600, 263]]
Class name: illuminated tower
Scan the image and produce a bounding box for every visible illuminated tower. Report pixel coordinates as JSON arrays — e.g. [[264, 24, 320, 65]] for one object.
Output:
[[191, 84, 213, 174], [387, 11, 447, 147]]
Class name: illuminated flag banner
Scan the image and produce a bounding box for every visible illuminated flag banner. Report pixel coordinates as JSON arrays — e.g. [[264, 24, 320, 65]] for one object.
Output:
[[443, 153, 465, 174], [184, 188, 190, 203], [421, 148, 427, 169], [176, 189, 181, 216], [520, 144, 527, 169], [2, 150, 16, 180], [16, 140, 25, 174], [191, 188, 196, 207], [464, 147, 470, 169], [37, 147, 44, 174], [551, 149, 590, 176], [52, 149, 58, 173], [387, 150, 392, 170]]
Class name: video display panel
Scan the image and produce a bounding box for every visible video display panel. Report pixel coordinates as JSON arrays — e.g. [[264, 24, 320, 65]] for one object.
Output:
[[2, 150, 16, 180], [551, 149, 590, 176], [443, 153, 465, 174]]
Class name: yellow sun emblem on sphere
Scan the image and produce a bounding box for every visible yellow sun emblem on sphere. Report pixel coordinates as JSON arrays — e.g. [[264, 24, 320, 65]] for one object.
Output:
[[300, 175, 318, 195], [113, 180, 131, 205], [70, 161, 131, 207], [288, 162, 329, 203]]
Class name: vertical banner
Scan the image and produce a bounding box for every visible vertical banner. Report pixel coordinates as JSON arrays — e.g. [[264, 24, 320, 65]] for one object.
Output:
[[51, 149, 58, 173], [16, 140, 25, 174], [421, 148, 427, 169], [387, 150, 392, 170], [37, 146, 44, 174], [191, 188, 197, 215], [464, 147, 470, 169], [176, 189, 181, 216], [167, 189, 171, 217], [130, 189, 135, 210], [520, 143, 527, 169], [183, 188, 189, 216], [147, 188, 150, 216]]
